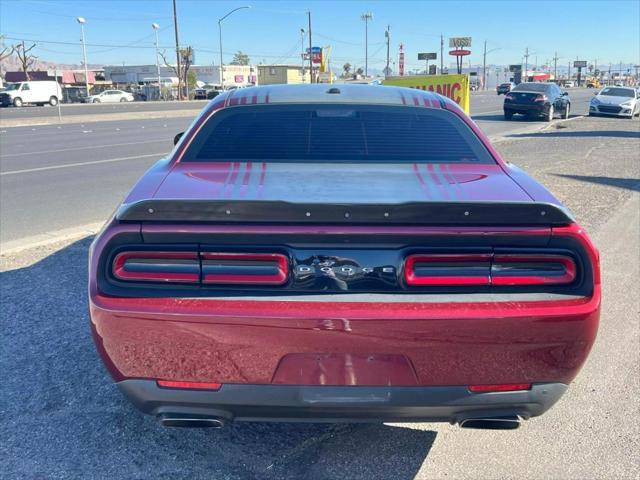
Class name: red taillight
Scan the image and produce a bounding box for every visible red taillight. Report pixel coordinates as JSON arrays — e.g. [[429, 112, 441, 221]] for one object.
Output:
[[468, 383, 531, 393], [534, 94, 548, 102], [112, 251, 199, 283], [491, 254, 576, 285], [505, 93, 514, 100], [404, 254, 491, 286], [201, 252, 288, 285], [405, 253, 576, 287], [157, 380, 222, 390]]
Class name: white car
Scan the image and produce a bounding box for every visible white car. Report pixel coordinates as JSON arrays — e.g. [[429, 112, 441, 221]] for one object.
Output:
[[87, 89, 134, 103], [564, 81, 575, 88], [589, 86, 640, 118]]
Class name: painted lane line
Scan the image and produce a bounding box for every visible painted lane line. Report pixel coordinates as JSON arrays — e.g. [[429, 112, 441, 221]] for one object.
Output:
[[0, 139, 170, 158], [1, 152, 167, 176]]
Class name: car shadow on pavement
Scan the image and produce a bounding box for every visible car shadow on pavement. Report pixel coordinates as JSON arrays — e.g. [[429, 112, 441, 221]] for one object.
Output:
[[1, 237, 436, 480], [552, 174, 640, 192], [508, 129, 640, 139]]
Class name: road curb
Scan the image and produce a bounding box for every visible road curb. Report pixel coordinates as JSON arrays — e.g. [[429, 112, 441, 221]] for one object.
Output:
[[0, 222, 104, 256]]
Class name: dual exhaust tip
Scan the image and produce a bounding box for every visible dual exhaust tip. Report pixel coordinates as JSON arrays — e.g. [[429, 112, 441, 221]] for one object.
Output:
[[159, 413, 226, 429], [158, 413, 520, 430]]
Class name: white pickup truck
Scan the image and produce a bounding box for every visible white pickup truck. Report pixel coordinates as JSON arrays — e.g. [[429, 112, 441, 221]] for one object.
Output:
[[0, 81, 63, 107]]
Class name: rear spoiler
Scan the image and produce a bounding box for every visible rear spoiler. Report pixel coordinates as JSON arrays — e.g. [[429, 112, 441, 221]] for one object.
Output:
[[116, 200, 574, 226]]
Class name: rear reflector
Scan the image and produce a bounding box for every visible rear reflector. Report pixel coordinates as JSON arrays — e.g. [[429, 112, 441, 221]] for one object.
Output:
[[404, 254, 492, 286], [157, 380, 222, 390], [468, 383, 531, 393], [405, 253, 576, 287], [201, 252, 288, 285], [113, 251, 199, 283]]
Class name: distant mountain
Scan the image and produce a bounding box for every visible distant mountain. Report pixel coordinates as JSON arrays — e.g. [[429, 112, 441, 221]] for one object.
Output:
[[0, 54, 102, 74]]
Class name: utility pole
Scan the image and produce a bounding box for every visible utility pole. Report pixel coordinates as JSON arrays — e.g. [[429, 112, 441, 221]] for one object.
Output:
[[440, 34, 444, 73], [385, 25, 390, 78], [307, 11, 313, 83], [482, 40, 487, 91], [172, 0, 182, 100], [552, 51, 559, 80], [152, 23, 161, 100], [361, 12, 373, 77], [568, 61, 571, 80], [523, 47, 530, 82]]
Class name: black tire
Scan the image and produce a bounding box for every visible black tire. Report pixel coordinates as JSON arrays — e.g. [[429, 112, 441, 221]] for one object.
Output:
[[49, 96, 58, 106], [504, 110, 513, 120], [120, 97, 127, 102], [13, 97, 23, 107], [562, 104, 570, 119], [546, 105, 554, 122], [93, 99, 101, 103]]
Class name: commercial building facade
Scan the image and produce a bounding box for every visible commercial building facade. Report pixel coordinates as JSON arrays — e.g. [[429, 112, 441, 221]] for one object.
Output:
[[257, 65, 309, 85]]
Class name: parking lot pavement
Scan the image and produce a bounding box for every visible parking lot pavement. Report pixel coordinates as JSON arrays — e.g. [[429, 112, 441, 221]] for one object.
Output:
[[1, 115, 638, 479]]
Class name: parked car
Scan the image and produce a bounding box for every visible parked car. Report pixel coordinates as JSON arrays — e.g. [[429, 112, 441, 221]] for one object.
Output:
[[206, 89, 222, 100], [589, 86, 640, 118], [0, 81, 62, 107], [89, 84, 600, 431], [496, 82, 515, 95], [564, 81, 575, 88], [504, 82, 570, 121], [86, 89, 134, 103]]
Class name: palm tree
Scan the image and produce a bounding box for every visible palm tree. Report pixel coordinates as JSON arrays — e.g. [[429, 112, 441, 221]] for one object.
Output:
[[342, 62, 351, 78]]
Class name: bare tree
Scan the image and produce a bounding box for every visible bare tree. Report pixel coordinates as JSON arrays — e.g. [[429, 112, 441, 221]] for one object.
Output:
[[14, 41, 37, 81], [0, 35, 14, 79], [159, 47, 193, 99]]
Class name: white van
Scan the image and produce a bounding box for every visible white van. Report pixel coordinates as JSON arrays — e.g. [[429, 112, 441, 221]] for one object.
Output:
[[0, 81, 63, 107]]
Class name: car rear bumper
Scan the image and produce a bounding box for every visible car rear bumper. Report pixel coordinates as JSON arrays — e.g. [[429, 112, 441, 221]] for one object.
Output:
[[504, 103, 549, 115], [118, 379, 568, 424]]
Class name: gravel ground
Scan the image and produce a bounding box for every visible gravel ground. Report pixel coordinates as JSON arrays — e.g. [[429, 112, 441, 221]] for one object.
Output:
[[1, 115, 639, 479]]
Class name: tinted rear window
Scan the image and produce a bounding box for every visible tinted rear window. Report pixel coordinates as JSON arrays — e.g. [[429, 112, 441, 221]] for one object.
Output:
[[513, 83, 550, 93], [181, 105, 494, 164]]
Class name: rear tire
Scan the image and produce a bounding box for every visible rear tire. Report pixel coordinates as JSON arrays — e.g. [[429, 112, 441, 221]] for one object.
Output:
[[13, 97, 23, 107], [49, 96, 58, 106], [93, 99, 101, 103], [120, 97, 127, 102], [562, 104, 570, 119], [546, 105, 554, 122], [504, 110, 513, 120]]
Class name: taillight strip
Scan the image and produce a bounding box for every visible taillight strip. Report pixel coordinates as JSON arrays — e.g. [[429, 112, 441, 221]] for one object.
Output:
[[405, 253, 576, 287], [113, 251, 200, 283], [405, 254, 491, 286], [491, 254, 576, 285], [201, 253, 288, 285]]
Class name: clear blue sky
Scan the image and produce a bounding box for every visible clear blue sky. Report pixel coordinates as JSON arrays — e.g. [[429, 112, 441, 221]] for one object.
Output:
[[1, 0, 638, 72]]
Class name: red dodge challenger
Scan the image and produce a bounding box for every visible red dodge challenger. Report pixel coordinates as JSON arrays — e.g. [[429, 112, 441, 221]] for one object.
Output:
[[89, 84, 600, 430]]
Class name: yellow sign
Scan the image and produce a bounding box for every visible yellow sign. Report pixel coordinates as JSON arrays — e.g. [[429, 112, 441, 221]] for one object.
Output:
[[382, 74, 470, 114]]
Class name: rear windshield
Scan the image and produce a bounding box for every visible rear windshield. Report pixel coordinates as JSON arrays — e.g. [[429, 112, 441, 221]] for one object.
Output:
[[512, 83, 550, 93], [181, 105, 495, 164], [599, 87, 634, 97]]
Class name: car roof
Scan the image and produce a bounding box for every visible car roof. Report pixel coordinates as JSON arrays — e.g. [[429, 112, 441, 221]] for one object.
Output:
[[221, 83, 451, 108]]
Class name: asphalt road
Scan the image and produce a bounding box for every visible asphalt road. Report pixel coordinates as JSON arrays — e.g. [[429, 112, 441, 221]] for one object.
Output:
[[1, 115, 638, 479], [0, 88, 596, 246], [0, 99, 206, 120]]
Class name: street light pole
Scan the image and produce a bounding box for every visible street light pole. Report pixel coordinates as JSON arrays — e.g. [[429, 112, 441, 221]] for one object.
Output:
[[300, 28, 305, 81], [361, 12, 373, 77], [152, 23, 161, 100], [218, 6, 250, 90], [76, 17, 90, 97]]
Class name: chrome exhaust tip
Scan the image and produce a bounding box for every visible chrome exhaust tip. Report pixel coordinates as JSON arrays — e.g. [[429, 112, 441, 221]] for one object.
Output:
[[158, 414, 226, 429], [459, 416, 520, 430]]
